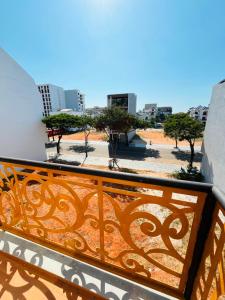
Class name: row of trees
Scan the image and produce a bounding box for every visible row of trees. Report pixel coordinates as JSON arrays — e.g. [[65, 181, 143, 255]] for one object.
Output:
[[164, 113, 204, 168], [42, 107, 153, 166]]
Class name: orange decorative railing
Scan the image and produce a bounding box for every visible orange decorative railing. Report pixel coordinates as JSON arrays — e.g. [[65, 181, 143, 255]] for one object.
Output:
[[191, 189, 225, 300], [0, 157, 224, 300]]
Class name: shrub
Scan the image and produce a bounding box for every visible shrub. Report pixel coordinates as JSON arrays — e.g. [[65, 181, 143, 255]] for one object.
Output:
[[171, 166, 204, 182]]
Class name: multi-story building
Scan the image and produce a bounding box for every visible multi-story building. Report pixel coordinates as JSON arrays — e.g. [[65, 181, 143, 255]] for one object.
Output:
[[64, 89, 85, 112], [188, 105, 208, 125], [107, 93, 137, 115], [38, 84, 65, 117], [137, 104, 172, 121], [157, 106, 172, 117], [38, 84, 85, 117], [144, 103, 157, 117]]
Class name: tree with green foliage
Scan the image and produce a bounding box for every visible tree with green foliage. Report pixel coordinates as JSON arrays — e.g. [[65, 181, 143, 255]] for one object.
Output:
[[77, 115, 95, 160], [95, 108, 139, 167], [164, 113, 187, 148], [164, 113, 204, 168], [134, 118, 155, 130], [42, 113, 80, 154], [178, 116, 204, 168]]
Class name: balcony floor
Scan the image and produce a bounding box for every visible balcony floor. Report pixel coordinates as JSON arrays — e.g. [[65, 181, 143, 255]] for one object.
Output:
[[0, 230, 177, 300]]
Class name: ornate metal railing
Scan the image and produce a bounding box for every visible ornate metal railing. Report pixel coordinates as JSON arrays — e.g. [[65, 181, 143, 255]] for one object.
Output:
[[0, 157, 224, 300], [191, 188, 225, 300]]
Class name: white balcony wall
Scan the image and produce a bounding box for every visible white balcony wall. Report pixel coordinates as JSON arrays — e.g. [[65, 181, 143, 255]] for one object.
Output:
[[0, 48, 47, 161], [201, 81, 225, 194]]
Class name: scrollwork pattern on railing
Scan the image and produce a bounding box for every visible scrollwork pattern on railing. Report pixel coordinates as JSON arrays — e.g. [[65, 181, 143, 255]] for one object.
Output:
[[192, 203, 225, 300], [0, 162, 207, 296]]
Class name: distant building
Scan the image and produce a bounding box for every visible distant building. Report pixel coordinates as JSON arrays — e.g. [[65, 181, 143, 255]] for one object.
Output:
[[107, 93, 137, 115], [64, 89, 85, 112], [0, 48, 46, 161], [157, 106, 172, 117], [85, 106, 106, 117], [188, 105, 208, 125], [144, 103, 157, 116], [50, 108, 83, 116], [136, 111, 153, 121], [38, 84, 85, 117], [137, 104, 172, 121], [38, 84, 65, 117]]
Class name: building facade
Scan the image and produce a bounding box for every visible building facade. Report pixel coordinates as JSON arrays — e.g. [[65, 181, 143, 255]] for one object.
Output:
[[137, 104, 172, 121], [0, 48, 47, 161], [38, 84, 65, 117], [157, 106, 172, 116], [201, 80, 225, 194], [38, 85, 85, 117], [107, 93, 137, 115], [144, 103, 157, 116], [188, 105, 208, 125], [64, 89, 85, 112]]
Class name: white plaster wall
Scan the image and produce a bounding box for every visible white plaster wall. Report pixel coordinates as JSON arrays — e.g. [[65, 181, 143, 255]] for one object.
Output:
[[0, 48, 47, 161], [201, 81, 225, 193]]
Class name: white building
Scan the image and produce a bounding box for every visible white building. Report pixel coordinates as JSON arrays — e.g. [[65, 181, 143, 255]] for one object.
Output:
[[137, 103, 172, 121], [188, 105, 208, 125], [107, 93, 137, 115], [0, 48, 47, 161], [201, 80, 225, 194], [38, 84, 65, 116], [38, 84, 85, 117], [64, 89, 85, 112], [144, 103, 157, 116], [137, 103, 157, 120]]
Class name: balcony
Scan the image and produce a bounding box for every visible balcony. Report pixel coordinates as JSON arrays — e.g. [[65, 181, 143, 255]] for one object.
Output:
[[0, 157, 224, 299]]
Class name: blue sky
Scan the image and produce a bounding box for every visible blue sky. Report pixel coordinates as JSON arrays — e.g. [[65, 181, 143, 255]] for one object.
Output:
[[1, 0, 225, 112]]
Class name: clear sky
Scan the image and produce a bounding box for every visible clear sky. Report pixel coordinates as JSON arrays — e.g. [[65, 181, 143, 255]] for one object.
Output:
[[1, 0, 225, 112]]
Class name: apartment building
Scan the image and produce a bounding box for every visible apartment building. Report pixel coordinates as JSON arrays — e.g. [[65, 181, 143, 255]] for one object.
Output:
[[64, 89, 85, 112], [38, 84, 65, 116], [188, 105, 208, 125], [107, 93, 137, 115], [144, 103, 158, 116], [157, 106, 172, 116], [38, 84, 85, 117], [137, 104, 172, 121]]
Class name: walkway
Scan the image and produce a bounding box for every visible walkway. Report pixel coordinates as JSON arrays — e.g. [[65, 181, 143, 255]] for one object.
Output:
[[48, 153, 181, 173]]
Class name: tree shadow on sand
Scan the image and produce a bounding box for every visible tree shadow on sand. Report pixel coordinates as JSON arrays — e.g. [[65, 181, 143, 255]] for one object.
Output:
[[171, 150, 203, 162], [113, 146, 160, 160], [68, 145, 95, 153]]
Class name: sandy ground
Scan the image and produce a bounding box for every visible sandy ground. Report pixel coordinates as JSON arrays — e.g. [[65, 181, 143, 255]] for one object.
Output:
[[137, 129, 203, 146], [62, 129, 203, 147], [84, 164, 171, 178], [63, 131, 106, 141]]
